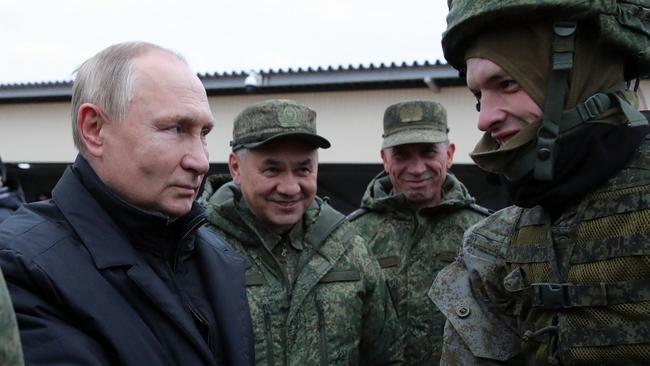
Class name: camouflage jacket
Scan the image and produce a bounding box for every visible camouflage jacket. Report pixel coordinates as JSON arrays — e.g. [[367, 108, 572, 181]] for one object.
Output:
[[0, 269, 23, 366], [200, 175, 403, 366], [431, 135, 650, 366], [349, 171, 488, 365]]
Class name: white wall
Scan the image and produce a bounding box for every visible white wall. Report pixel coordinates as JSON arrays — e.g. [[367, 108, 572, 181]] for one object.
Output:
[[207, 87, 482, 165], [1, 79, 648, 165]]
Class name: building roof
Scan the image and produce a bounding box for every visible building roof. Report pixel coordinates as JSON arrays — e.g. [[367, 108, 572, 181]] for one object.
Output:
[[0, 61, 462, 103]]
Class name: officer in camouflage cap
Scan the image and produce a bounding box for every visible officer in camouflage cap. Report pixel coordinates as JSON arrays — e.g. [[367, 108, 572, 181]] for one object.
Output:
[[200, 99, 403, 365], [348, 100, 488, 365], [429, 1, 650, 365], [0, 269, 23, 366]]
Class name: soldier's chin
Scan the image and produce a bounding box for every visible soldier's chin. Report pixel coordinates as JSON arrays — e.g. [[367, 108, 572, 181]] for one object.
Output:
[[405, 192, 429, 204]]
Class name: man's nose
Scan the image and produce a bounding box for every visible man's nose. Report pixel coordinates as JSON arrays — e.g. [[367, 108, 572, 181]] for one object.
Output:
[[476, 94, 506, 132], [276, 175, 301, 196], [181, 137, 210, 175], [407, 157, 427, 174]]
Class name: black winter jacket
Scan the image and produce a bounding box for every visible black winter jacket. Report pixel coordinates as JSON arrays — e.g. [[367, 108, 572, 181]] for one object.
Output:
[[0, 156, 254, 365]]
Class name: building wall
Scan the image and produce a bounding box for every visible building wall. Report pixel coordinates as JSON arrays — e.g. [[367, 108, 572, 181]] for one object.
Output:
[[1, 80, 649, 165]]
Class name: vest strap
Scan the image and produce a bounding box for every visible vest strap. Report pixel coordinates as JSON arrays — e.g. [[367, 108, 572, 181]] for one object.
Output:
[[530, 279, 650, 309], [534, 21, 577, 181]]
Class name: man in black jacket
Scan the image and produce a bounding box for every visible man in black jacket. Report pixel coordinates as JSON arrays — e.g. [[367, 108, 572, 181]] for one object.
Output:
[[0, 42, 253, 366]]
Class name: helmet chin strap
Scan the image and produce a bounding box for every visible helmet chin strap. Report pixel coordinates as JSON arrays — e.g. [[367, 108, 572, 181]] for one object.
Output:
[[534, 21, 577, 181], [522, 21, 648, 182]]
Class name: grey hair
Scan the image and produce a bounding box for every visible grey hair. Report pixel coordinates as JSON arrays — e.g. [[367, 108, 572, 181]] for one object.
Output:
[[234, 148, 249, 161], [71, 41, 187, 154], [234, 145, 320, 161]]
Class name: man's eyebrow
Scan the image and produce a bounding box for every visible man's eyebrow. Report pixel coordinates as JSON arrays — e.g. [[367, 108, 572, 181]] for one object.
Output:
[[484, 71, 511, 86], [297, 158, 312, 166], [261, 158, 281, 166], [468, 69, 510, 91], [155, 115, 214, 129]]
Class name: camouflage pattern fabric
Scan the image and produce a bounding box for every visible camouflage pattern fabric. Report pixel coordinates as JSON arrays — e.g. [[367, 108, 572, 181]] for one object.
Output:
[[382, 100, 449, 149], [431, 135, 650, 365], [0, 269, 23, 366], [230, 99, 330, 151], [200, 175, 403, 366], [350, 171, 487, 365]]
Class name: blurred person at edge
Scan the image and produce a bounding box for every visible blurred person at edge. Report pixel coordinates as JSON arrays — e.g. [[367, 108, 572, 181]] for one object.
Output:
[[0, 42, 253, 365], [0, 157, 26, 223]]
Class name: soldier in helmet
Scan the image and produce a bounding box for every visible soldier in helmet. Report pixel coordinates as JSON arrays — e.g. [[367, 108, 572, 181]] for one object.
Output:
[[429, 1, 650, 365], [347, 100, 488, 364], [200, 99, 403, 365]]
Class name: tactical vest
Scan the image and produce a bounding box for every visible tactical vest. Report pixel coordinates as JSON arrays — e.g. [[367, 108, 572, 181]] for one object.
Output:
[[503, 138, 650, 365]]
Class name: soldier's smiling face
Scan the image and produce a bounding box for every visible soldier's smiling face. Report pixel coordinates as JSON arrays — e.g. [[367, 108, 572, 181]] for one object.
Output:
[[466, 57, 542, 146], [381, 142, 454, 207], [229, 140, 318, 234]]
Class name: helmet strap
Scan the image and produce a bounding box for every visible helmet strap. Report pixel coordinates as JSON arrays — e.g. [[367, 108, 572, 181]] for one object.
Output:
[[534, 21, 577, 181]]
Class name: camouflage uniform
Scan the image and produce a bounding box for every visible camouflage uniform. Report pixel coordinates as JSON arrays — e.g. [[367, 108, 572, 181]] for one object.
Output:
[[350, 171, 487, 365], [431, 135, 650, 365], [201, 176, 402, 365], [0, 269, 23, 366]]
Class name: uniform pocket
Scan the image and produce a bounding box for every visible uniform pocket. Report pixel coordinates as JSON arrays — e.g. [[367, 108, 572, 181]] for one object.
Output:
[[315, 297, 329, 366], [262, 305, 275, 366]]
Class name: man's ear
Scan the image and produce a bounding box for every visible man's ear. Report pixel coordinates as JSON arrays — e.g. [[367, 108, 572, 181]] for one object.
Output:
[[380, 148, 390, 171], [228, 152, 241, 184], [77, 103, 108, 157], [446, 143, 456, 169]]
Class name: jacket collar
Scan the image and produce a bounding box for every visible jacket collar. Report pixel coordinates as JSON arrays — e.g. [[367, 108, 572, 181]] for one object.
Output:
[[53, 155, 206, 268], [360, 170, 476, 215]]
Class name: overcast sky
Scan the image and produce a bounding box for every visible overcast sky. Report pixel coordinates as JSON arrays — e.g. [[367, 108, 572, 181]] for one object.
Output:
[[0, 0, 448, 84]]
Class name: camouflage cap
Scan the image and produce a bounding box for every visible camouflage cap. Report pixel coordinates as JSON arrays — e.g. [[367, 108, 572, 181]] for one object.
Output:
[[382, 100, 449, 148], [230, 99, 331, 151]]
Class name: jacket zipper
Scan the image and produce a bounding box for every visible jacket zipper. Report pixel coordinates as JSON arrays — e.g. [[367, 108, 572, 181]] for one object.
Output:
[[262, 305, 276, 366], [315, 298, 329, 366], [186, 301, 214, 354]]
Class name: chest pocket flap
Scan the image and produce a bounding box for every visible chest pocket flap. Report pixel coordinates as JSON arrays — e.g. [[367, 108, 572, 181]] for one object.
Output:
[[378, 256, 400, 269], [319, 269, 360, 283]]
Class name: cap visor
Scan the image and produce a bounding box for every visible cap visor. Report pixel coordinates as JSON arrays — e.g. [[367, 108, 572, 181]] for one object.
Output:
[[382, 130, 448, 149], [242, 132, 331, 150]]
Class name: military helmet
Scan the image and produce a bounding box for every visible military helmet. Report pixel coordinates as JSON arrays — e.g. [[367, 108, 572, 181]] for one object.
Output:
[[443, 0, 650, 79], [444, 0, 650, 182]]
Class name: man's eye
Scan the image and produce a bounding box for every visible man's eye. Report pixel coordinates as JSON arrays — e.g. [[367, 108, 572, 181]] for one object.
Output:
[[500, 80, 519, 92], [168, 126, 182, 134], [475, 102, 481, 112]]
